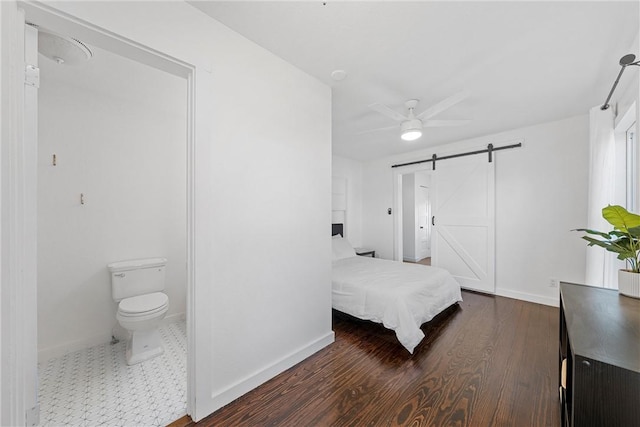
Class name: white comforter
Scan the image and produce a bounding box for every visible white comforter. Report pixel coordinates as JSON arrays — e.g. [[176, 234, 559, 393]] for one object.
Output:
[[332, 256, 462, 354]]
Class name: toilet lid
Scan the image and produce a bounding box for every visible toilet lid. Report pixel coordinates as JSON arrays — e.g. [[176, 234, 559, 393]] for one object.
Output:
[[119, 292, 168, 314]]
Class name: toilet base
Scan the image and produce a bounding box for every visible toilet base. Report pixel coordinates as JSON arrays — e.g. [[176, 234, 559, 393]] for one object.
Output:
[[125, 327, 164, 365]]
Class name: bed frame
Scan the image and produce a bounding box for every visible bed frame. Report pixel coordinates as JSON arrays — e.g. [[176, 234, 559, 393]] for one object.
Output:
[[330, 221, 462, 353]]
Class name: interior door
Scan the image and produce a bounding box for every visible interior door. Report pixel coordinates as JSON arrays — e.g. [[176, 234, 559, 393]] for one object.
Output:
[[417, 187, 430, 259], [432, 155, 495, 293]]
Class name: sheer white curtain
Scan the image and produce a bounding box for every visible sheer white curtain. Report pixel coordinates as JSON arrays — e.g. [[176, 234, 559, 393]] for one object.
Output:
[[585, 106, 617, 288]]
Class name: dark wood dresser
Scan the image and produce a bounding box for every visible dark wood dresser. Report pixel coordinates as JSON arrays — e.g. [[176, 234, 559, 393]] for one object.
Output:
[[559, 282, 640, 427]]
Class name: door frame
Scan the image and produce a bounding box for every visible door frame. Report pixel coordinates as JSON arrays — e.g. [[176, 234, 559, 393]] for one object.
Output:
[[393, 164, 433, 262], [3, 2, 198, 423]]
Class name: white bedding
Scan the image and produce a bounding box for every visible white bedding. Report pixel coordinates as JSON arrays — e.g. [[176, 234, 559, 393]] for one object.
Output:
[[332, 255, 462, 354]]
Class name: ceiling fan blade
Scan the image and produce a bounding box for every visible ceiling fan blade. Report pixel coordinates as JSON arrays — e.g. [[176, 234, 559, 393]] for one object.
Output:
[[416, 91, 469, 121], [356, 124, 399, 135], [423, 119, 471, 127], [368, 103, 408, 122]]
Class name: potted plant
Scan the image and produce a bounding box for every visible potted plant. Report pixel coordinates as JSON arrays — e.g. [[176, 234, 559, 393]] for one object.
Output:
[[575, 205, 640, 298]]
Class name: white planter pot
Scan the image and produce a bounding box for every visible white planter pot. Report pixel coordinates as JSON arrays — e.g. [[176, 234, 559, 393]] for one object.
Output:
[[618, 270, 640, 299]]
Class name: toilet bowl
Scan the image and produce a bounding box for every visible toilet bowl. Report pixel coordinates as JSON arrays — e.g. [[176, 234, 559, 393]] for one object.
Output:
[[108, 258, 170, 365], [117, 292, 169, 365], [117, 292, 169, 330]]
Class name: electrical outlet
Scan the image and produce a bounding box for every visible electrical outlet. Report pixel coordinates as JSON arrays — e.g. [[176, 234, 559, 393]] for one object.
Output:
[[549, 278, 559, 288]]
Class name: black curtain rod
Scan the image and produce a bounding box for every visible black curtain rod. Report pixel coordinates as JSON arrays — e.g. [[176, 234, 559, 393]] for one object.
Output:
[[391, 142, 522, 169]]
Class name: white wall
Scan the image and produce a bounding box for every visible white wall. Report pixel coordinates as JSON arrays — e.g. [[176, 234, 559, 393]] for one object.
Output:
[[17, 1, 333, 421], [37, 45, 187, 361], [363, 115, 590, 306], [332, 155, 363, 247], [615, 32, 640, 213], [0, 3, 12, 423]]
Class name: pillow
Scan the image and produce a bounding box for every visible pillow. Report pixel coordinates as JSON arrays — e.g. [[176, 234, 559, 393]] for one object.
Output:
[[332, 234, 356, 260]]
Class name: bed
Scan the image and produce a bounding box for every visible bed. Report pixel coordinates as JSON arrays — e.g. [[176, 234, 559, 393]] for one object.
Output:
[[332, 224, 462, 354]]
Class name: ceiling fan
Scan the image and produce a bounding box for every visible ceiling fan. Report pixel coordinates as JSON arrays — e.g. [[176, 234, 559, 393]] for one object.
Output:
[[363, 92, 470, 141]]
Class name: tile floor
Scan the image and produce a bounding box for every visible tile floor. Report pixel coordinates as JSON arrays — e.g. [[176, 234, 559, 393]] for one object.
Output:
[[38, 320, 187, 427]]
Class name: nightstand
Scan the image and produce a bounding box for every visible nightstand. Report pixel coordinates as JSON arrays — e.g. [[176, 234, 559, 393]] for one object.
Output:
[[559, 282, 640, 426], [355, 248, 375, 257]]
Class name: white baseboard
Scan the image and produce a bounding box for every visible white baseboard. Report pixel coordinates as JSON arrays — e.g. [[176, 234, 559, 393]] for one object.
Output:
[[38, 312, 187, 363], [403, 256, 420, 262], [207, 331, 335, 415], [495, 287, 559, 307], [162, 312, 186, 325], [38, 333, 113, 363]]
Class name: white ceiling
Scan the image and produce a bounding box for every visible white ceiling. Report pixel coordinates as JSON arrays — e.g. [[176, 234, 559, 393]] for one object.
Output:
[[189, 1, 639, 161]]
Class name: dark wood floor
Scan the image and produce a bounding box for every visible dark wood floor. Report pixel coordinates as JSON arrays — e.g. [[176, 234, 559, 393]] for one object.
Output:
[[404, 257, 431, 266], [191, 291, 560, 427]]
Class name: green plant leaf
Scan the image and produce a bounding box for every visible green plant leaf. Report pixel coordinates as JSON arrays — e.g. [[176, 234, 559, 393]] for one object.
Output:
[[581, 236, 613, 249], [574, 228, 612, 239], [628, 225, 640, 238], [602, 205, 640, 232], [574, 206, 640, 267], [617, 251, 637, 261], [608, 236, 635, 250], [610, 245, 635, 257], [609, 230, 627, 237]]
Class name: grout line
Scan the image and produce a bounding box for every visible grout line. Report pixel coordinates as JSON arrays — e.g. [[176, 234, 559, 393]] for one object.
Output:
[[38, 321, 187, 427]]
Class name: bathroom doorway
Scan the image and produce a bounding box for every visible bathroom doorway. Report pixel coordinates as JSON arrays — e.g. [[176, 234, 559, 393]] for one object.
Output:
[[18, 6, 195, 425], [401, 170, 432, 265]]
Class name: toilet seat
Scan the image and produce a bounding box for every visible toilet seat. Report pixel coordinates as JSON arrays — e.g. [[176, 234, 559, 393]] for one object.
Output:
[[118, 292, 168, 317]]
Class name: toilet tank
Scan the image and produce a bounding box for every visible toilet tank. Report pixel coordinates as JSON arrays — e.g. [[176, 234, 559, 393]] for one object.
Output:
[[108, 257, 167, 301]]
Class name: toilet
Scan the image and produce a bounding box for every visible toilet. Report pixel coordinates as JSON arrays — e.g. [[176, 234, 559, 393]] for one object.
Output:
[[108, 257, 169, 365]]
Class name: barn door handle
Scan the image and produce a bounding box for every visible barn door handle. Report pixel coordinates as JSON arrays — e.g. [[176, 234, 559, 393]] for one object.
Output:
[[432, 216, 435, 226]]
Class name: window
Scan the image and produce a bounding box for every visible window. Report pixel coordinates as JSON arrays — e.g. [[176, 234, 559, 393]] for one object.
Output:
[[626, 123, 637, 212], [605, 103, 638, 288]]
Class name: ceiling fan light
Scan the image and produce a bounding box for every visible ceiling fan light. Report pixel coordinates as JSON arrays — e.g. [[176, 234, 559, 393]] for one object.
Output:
[[401, 130, 422, 141], [401, 119, 423, 141]]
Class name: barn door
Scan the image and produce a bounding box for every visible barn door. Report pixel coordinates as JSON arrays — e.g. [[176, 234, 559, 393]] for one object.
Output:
[[432, 155, 495, 293]]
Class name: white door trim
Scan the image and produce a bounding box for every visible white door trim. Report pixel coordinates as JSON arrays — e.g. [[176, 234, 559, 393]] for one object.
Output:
[[4, 2, 200, 422], [393, 164, 434, 262], [1, 7, 30, 426], [22, 18, 39, 426]]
